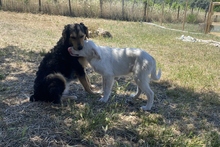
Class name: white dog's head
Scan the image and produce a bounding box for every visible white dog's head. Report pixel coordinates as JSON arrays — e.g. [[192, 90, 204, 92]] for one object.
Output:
[[68, 40, 101, 60]]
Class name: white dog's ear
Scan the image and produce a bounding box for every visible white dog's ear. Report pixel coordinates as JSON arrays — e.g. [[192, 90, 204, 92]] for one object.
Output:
[[91, 48, 101, 59]]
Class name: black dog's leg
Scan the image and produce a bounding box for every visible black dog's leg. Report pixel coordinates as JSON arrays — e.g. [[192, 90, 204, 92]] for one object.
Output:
[[30, 95, 35, 102], [30, 84, 47, 102]]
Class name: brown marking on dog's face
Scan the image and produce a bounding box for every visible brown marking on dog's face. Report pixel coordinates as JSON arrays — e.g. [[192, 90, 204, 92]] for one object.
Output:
[[62, 23, 88, 50], [69, 25, 86, 50]]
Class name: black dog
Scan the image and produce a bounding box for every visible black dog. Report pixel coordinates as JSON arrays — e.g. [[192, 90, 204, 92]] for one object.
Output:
[[30, 23, 94, 104]]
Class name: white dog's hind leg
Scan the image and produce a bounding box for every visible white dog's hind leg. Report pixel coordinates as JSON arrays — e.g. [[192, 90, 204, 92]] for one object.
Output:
[[135, 75, 154, 111], [140, 84, 154, 111], [99, 76, 114, 103]]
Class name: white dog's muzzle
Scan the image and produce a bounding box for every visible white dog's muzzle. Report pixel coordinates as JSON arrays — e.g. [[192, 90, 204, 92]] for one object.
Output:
[[68, 47, 79, 57]]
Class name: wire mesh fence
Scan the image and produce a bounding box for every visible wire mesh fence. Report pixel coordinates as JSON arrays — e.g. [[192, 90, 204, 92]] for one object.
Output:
[[0, 0, 213, 33]]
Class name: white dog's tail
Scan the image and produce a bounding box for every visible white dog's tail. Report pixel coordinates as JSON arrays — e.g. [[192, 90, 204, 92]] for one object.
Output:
[[151, 67, 161, 81]]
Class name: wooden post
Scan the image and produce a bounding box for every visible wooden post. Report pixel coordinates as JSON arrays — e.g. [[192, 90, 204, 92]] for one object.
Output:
[[100, 0, 103, 18], [182, 0, 188, 31], [160, 2, 164, 25], [177, 5, 180, 20], [205, 1, 213, 34], [38, 0, 41, 12], [143, 2, 147, 21], [146, 0, 149, 22], [142, 0, 150, 22], [68, 0, 72, 16]]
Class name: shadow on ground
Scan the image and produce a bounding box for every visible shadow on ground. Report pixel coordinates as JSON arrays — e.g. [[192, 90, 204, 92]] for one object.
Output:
[[0, 46, 219, 146]]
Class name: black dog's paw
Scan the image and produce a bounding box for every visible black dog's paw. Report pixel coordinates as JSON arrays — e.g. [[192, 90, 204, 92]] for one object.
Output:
[[30, 95, 35, 102], [52, 99, 61, 104]]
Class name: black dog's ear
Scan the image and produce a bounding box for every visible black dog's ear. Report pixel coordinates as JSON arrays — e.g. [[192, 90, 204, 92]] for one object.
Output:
[[80, 23, 89, 39], [62, 24, 70, 42]]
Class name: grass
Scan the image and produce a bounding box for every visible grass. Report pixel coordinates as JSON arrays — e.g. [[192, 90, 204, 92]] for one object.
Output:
[[0, 11, 219, 146]]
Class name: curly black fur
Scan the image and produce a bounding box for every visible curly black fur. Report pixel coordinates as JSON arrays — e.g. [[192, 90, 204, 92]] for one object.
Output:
[[30, 23, 89, 103]]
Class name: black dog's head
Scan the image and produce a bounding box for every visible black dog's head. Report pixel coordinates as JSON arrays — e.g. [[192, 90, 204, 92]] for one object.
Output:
[[62, 23, 89, 50]]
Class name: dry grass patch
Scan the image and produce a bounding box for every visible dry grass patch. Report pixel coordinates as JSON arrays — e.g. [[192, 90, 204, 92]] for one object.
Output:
[[0, 11, 220, 146]]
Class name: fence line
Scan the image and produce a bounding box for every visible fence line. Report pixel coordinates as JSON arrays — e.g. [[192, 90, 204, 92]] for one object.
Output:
[[0, 0, 208, 29]]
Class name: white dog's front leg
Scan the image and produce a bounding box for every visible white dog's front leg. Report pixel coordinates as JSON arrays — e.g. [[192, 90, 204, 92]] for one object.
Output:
[[99, 76, 114, 103]]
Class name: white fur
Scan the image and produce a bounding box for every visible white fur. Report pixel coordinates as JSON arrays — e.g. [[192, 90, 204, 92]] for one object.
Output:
[[62, 82, 77, 100], [68, 40, 161, 111]]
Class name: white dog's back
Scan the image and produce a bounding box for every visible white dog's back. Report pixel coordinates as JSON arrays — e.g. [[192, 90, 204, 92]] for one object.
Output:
[[95, 46, 161, 80]]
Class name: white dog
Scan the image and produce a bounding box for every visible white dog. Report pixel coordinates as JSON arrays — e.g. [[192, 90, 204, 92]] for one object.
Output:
[[68, 40, 161, 111]]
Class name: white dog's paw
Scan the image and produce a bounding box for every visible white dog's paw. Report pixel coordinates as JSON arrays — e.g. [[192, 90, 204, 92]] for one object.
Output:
[[62, 95, 77, 100], [129, 93, 139, 99], [70, 95, 77, 100], [140, 106, 151, 111], [96, 89, 103, 94], [63, 89, 69, 95], [129, 93, 136, 98], [99, 97, 108, 103]]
